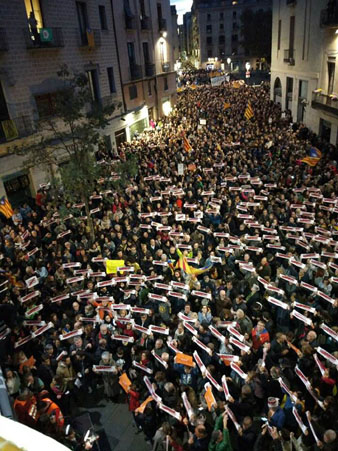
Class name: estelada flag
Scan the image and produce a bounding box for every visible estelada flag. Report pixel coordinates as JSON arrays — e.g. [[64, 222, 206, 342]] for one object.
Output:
[[244, 102, 254, 120], [223, 102, 231, 110], [119, 372, 132, 393], [175, 248, 213, 277], [0, 196, 14, 219], [301, 147, 322, 167], [183, 135, 192, 153], [86, 29, 95, 48]]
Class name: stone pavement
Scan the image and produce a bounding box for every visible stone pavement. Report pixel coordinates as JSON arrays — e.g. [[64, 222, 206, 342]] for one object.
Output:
[[75, 390, 149, 451]]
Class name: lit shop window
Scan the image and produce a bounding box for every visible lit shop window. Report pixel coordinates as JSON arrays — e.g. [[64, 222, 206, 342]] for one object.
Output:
[[24, 0, 44, 29]]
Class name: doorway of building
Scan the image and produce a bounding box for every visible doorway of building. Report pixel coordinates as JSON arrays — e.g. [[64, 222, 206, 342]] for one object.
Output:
[[115, 128, 127, 150], [319, 118, 331, 143], [273, 77, 282, 104], [286, 77, 293, 111], [297, 80, 308, 123], [3, 172, 32, 207]]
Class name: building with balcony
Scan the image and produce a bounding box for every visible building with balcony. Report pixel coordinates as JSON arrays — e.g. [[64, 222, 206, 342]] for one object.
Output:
[[271, 0, 338, 144], [112, 0, 177, 124], [170, 5, 180, 64], [0, 0, 126, 202], [0, 0, 177, 204], [190, 0, 272, 70], [181, 12, 193, 59]]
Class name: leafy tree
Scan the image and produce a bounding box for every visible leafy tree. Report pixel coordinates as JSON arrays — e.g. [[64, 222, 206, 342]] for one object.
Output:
[[239, 9, 272, 62], [10, 65, 130, 240]]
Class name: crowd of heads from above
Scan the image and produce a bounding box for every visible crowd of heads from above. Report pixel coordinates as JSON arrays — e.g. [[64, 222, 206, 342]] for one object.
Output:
[[0, 77, 338, 451]]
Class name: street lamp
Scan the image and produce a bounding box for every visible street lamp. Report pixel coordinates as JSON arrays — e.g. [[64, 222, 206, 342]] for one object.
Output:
[[245, 62, 251, 81], [227, 57, 232, 76]]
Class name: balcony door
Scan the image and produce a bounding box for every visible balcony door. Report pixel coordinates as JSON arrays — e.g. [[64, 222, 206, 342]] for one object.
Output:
[[289, 15, 295, 58], [319, 118, 331, 143], [143, 42, 150, 64], [328, 61, 335, 95], [286, 76, 293, 111], [127, 42, 136, 66], [76, 1, 89, 45]]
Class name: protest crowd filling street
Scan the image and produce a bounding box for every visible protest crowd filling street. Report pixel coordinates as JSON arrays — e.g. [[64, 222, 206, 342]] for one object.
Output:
[[1, 77, 338, 451]]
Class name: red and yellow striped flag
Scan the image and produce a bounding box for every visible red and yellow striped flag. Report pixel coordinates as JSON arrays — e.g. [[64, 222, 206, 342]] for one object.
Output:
[[183, 135, 192, 153], [244, 102, 254, 120], [301, 148, 322, 167], [0, 196, 14, 218]]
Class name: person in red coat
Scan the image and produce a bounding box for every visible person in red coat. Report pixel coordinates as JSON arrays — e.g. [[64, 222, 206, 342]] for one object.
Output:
[[252, 320, 270, 350], [128, 384, 140, 412], [127, 384, 141, 430]]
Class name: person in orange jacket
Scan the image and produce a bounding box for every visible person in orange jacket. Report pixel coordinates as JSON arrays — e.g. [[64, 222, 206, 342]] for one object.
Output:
[[251, 320, 270, 350], [13, 389, 38, 428], [37, 395, 65, 431]]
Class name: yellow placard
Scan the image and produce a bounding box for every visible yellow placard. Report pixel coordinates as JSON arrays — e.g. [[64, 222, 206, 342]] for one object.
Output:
[[119, 372, 132, 393], [135, 396, 154, 413], [106, 259, 125, 274]]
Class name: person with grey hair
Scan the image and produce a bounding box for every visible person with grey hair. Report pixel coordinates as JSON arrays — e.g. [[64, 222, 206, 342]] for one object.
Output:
[[152, 422, 172, 451], [235, 309, 253, 336], [95, 351, 119, 400], [322, 429, 337, 448]]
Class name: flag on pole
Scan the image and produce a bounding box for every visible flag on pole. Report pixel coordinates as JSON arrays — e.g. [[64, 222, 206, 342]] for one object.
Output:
[[300, 147, 322, 167], [183, 134, 192, 153], [0, 196, 14, 219], [244, 102, 254, 120]]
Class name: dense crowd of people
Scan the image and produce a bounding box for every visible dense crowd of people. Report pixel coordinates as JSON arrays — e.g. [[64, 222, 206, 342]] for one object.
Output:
[[0, 78, 338, 451]]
